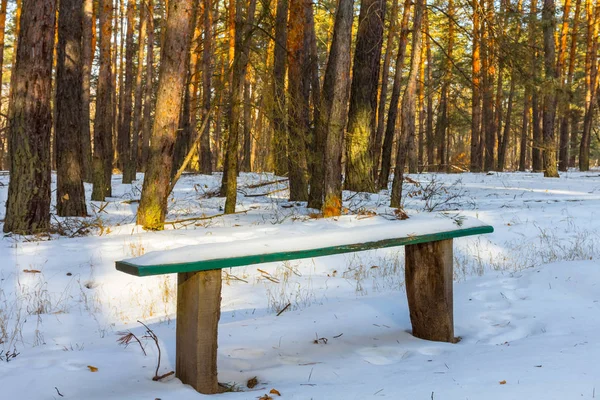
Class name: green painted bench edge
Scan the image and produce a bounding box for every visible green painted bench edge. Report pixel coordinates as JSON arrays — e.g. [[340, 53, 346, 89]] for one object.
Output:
[[116, 225, 493, 277]]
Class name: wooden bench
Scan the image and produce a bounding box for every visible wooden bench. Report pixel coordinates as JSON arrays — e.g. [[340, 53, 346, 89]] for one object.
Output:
[[116, 215, 493, 394]]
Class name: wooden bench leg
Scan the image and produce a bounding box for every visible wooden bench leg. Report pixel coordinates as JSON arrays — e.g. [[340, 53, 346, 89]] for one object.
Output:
[[404, 239, 455, 343], [176, 270, 222, 394]]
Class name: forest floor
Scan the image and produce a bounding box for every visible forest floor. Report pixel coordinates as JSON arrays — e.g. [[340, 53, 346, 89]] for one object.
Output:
[[0, 170, 599, 399]]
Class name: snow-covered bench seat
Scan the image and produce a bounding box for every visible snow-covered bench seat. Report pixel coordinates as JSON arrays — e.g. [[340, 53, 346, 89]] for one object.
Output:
[[116, 214, 493, 394]]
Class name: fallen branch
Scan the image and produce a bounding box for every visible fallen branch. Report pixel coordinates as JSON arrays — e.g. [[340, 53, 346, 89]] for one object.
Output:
[[164, 210, 249, 226], [239, 188, 287, 198], [244, 178, 288, 189]]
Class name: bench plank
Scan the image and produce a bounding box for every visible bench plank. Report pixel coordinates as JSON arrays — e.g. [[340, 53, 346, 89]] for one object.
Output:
[[116, 225, 493, 276]]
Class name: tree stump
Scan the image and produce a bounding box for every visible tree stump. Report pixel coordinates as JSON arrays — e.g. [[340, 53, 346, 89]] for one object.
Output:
[[176, 269, 222, 394], [404, 239, 454, 342]]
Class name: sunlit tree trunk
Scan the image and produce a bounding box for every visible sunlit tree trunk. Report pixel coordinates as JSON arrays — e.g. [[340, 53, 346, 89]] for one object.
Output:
[[542, 0, 559, 177], [222, 0, 257, 213], [471, 0, 482, 172], [530, 0, 543, 172], [580, 0, 599, 171], [378, 0, 411, 189], [0, 0, 9, 170], [557, 0, 573, 171], [319, 0, 354, 216], [425, 10, 434, 171], [345, 0, 385, 192], [4, 0, 56, 234], [200, 0, 214, 175], [482, 0, 496, 171], [121, 0, 136, 184], [307, 0, 324, 209], [286, 0, 310, 200], [390, 0, 424, 207], [137, 0, 196, 229], [373, 0, 399, 180], [141, 0, 154, 171], [92, 0, 114, 201], [567, 0, 582, 168], [130, 0, 147, 180], [271, 0, 288, 176], [435, 0, 454, 173]]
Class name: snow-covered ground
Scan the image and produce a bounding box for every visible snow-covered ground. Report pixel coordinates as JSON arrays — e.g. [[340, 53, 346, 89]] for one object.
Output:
[[0, 171, 599, 399]]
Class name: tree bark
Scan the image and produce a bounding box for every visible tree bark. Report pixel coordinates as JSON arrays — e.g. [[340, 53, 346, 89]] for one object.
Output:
[[4, 0, 56, 234], [307, 0, 324, 209], [530, 0, 543, 172], [81, 0, 94, 182], [482, 0, 496, 171], [137, 0, 196, 230], [378, 0, 411, 190], [222, 0, 257, 213], [92, 0, 114, 201], [579, 0, 599, 171], [141, 0, 154, 171], [121, 0, 137, 184], [130, 0, 148, 181], [390, 0, 424, 208], [471, 0, 482, 172], [271, 0, 288, 177], [566, 0, 582, 168], [0, 0, 8, 170], [542, 0, 559, 177], [344, 0, 386, 193], [200, 0, 214, 174], [557, 0, 572, 171], [56, 0, 87, 217], [319, 0, 354, 216], [287, 0, 310, 200], [373, 0, 399, 180]]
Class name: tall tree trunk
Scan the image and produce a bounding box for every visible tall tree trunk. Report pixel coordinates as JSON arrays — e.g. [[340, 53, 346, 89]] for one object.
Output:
[[241, 78, 252, 171], [137, 0, 196, 229], [4, 0, 56, 234], [390, 0, 424, 207], [482, 0, 496, 171], [307, 0, 324, 208], [200, 0, 213, 175], [373, 0, 399, 180], [580, 0, 599, 171], [471, 0, 482, 172], [530, 0, 543, 171], [141, 0, 154, 171], [121, 0, 136, 184], [0, 0, 8, 170], [497, 75, 515, 171], [425, 10, 434, 170], [436, 0, 454, 173], [344, 0, 386, 192], [222, 0, 257, 213], [271, 0, 288, 176], [378, 0, 411, 190], [92, 0, 114, 201], [286, 0, 310, 200], [418, 38, 425, 171], [557, 0, 572, 171], [520, 89, 531, 171], [56, 0, 87, 217], [566, 0, 582, 168], [81, 0, 94, 182], [5, 0, 22, 171], [542, 0, 559, 177], [319, 0, 354, 216], [130, 0, 148, 181]]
